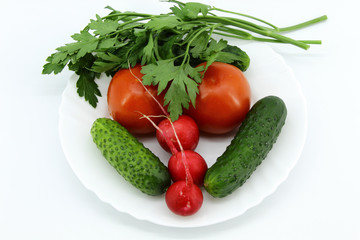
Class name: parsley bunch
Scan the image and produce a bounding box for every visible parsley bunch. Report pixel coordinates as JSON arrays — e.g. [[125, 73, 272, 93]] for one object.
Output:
[[43, 0, 327, 120]]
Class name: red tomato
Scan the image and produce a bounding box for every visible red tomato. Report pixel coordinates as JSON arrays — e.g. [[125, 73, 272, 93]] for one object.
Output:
[[107, 64, 164, 134], [186, 62, 251, 134]]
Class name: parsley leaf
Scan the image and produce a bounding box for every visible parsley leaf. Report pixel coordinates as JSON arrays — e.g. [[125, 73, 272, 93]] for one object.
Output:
[[181, 2, 211, 19], [141, 33, 155, 65], [220, 45, 250, 71], [145, 16, 182, 31], [76, 70, 101, 108], [88, 15, 119, 35], [69, 53, 102, 107], [141, 59, 177, 93], [42, 53, 68, 74], [141, 59, 203, 120], [171, 2, 210, 20], [189, 32, 210, 58], [42, 62, 66, 75]]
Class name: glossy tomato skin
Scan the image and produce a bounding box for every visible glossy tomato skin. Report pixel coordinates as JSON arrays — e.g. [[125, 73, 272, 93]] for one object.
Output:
[[186, 62, 251, 134], [107, 64, 164, 134]]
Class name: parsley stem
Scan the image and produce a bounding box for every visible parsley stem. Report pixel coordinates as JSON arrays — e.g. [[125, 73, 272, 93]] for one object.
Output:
[[277, 15, 328, 32], [212, 31, 252, 41], [116, 16, 151, 27], [153, 34, 162, 60], [181, 23, 222, 66], [216, 26, 253, 39], [199, 15, 310, 49], [210, 7, 279, 30], [214, 31, 321, 44], [220, 16, 272, 32], [177, 22, 208, 46], [102, 12, 153, 19], [300, 40, 322, 44], [96, 16, 150, 41]]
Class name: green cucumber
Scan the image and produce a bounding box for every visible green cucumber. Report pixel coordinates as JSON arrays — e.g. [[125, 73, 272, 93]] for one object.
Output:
[[90, 118, 171, 196], [204, 96, 287, 198]]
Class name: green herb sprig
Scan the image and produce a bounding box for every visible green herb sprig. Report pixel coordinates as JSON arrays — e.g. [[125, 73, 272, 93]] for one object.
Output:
[[42, 0, 327, 120]]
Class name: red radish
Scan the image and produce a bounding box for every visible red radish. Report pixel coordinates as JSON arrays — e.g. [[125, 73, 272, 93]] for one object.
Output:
[[168, 150, 207, 186], [139, 115, 205, 216], [163, 137, 204, 216], [139, 114, 208, 187], [165, 180, 203, 216], [130, 65, 204, 216], [156, 115, 199, 153]]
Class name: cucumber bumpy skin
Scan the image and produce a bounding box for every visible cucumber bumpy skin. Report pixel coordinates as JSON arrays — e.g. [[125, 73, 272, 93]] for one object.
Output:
[[90, 118, 171, 196], [204, 96, 287, 198]]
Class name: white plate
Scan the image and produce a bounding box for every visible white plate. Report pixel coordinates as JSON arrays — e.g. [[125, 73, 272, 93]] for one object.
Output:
[[58, 43, 307, 228]]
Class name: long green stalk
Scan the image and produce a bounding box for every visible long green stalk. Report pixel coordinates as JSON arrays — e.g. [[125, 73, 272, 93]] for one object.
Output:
[[199, 15, 311, 49], [278, 15, 328, 32]]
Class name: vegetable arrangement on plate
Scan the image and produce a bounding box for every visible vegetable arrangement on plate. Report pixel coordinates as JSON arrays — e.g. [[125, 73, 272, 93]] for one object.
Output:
[[43, 0, 326, 216]]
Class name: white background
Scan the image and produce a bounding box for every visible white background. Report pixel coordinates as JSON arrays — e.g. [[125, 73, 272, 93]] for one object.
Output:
[[1, 0, 359, 239]]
